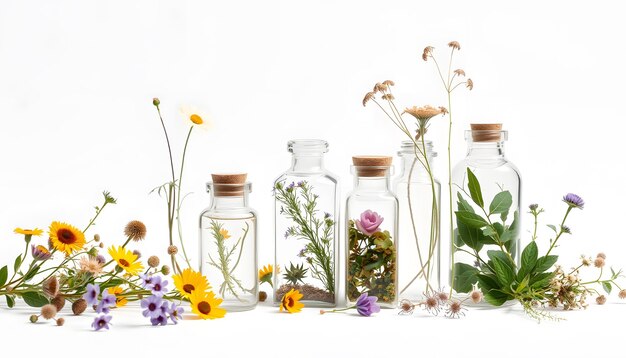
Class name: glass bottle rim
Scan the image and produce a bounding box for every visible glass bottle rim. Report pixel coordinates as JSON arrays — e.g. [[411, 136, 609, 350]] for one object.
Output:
[[206, 182, 252, 197], [288, 139, 329, 154], [398, 140, 437, 158]]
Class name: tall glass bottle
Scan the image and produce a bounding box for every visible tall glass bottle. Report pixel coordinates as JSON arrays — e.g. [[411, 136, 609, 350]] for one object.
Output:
[[346, 156, 398, 308], [394, 141, 441, 300], [450, 124, 521, 305], [273, 140, 339, 307], [200, 173, 258, 312]]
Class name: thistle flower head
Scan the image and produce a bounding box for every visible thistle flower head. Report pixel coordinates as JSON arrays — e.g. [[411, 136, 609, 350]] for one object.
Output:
[[148, 256, 160, 268], [423, 292, 440, 315], [398, 299, 415, 315], [41, 304, 57, 320], [563, 193, 584, 209], [448, 41, 461, 50], [124, 220, 147, 241], [446, 300, 466, 318]]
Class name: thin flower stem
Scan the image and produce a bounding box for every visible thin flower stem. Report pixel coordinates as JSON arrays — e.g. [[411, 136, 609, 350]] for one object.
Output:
[[447, 91, 455, 297], [545, 207, 573, 257], [176, 126, 194, 269]]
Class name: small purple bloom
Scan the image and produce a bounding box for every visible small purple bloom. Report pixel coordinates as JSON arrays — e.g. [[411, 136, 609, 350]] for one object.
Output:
[[150, 276, 169, 297], [150, 313, 168, 326], [83, 283, 100, 306], [140, 273, 154, 288], [324, 212, 332, 219], [96, 290, 116, 314], [563, 193, 584, 209], [141, 295, 164, 319], [168, 302, 184, 324], [91, 314, 112, 331], [355, 292, 380, 317], [31, 244, 52, 261], [95, 254, 106, 264], [355, 210, 384, 236]]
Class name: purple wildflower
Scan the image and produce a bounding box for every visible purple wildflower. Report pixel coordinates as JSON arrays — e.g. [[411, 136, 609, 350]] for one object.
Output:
[[563, 193, 584, 209], [96, 290, 116, 314], [95, 254, 106, 264], [31, 244, 52, 261], [324, 212, 332, 219], [150, 313, 168, 326], [355, 292, 381, 317], [139, 273, 154, 288], [91, 314, 112, 331], [150, 276, 169, 297], [141, 295, 164, 319], [168, 302, 184, 324], [83, 283, 100, 305]]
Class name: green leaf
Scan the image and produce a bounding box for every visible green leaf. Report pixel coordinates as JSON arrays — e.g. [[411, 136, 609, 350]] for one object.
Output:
[[530, 272, 554, 289], [492, 256, 516, 287], [535, 255, 559, 273], [500, 210, 509, 223], [455, 211, 489, 229], [492, 222, 504, 236], [518, 241, 538, 280], [453, 263, 479, 293], [457, 220, 484, 251], [515, 275, 530, 293], [476, 274, 510, 306], [500, 230, 516, 243], [482, 226, 497, 237], [457, 193, 475, 213], [509, 211, 520, 233], [547, 224, 558, 233], [466, 168, 484, 208], [0, 266, 7, 287], [483, 289, 511, 306], [602, 281, 613, 294], [22, 292, 49, 307], [23, 266, 40, 282], [489, 191, 513, 215], [6, 295, 15, 308], [476, 273, 499, 292], [14, 255, 22, 272]]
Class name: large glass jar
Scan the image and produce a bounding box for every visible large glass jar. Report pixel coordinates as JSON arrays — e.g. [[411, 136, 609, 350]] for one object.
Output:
[[450, 124, 521, 305], [346, 156, 398, 308], [394, 140, 441, 300], [199, 173, 258, 312], [273, 139, 339, 307]]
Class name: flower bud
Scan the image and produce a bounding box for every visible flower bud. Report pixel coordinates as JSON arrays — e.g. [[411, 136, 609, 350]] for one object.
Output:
[[72, 298, 87, 315], [148, 256, 160, 268], [152, 98, 160, 106], [161, 265, 171, 275], [29, 314, 39, 323]]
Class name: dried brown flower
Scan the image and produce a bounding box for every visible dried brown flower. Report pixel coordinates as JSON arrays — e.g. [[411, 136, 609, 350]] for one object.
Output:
[[422, 46, 434, 61], [362, 91, 376, 107], [133, 250, 142, 259], [148, 256, 160, 268], [381, 94, 395, 101], [56, 317, 65, 326], [448, 41, 461, 50], [597, 252, 607, 260], [446, 300, 465, 318], [423, 293, 440, 315], [51, 296, 65, 312], [382, 80, 395, 87], [80, 256, 103, 276], [41, 304, 57, 320], [259, 291, 268, 302], [404, 105, 445, 121], [373, 82, 388, 93], [124, 220, 147, 241], [470, 288, 483, 304], [398, 299, 415, 315], [43, 277, 59, 298], [619, 289, 626, 299], [168, 245, 178, 255], [93, 234, 100, 242], [466, 78, 474, 90], [453, 69, 465, 77], [581, 256, 591, 267], [594, 257, 605, 268], [437, 291, 449, 302], [72, 298, 87, 315], [439, 106, 449, 115], [596, 295, 607, 305]]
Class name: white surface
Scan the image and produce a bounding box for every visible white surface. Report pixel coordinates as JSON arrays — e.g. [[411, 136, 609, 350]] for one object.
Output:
[[1, 0, 625, 356]]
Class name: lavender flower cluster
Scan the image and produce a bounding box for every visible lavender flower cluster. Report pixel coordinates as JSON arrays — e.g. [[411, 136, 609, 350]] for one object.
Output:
[[139, 274, 183, 326]]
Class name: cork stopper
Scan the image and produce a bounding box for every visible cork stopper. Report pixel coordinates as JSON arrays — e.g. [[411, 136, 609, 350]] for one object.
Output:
[[352, 156, 392, 177], [211, 173, 247, 197], [470, 123, 503, 142]]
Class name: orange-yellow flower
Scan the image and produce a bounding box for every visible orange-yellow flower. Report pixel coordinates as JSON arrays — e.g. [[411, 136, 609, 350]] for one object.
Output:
[[49, 222, 85, 255], [280, 288, 304, 313]]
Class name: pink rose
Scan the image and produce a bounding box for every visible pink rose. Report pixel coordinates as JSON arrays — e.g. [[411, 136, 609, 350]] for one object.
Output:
[[355, 210, 384, 236]]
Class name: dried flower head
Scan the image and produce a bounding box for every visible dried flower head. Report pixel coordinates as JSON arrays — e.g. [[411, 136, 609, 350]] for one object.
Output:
[[72, 298, 87, 315], [382, 80, 395, 87], [422, 46, 434, 61], [597, 252, 606, 260], [439, 106, 449, 115], [132, 250, 142, 259], [41, 304, 57, 320], [470, 285, 484, 304], [168, 245, 178, 255], [437, 291, 449, 303], [448, 41, 461, 50], [124, 220, 147, 241], [398, 299, 415, 315], [43, 277, 59, 298], [373, 82, 388, 93], [446, 300, 466, 318], [51, 296, 65, 312], [466, 78, 474, 90], [619, 289, 626, 299], [259, 291, 268, 302], [80, 256, 104, 276], [381, 94, 395, 101], [404, 105, 445, 121], [148, 256, 160, 268], [423, 293, 440, 315], [596, 295, 607, 305], [594, 257, 605, 268], [581, 256, 591, 267], [453, 69, 466, 77], [362, 91, 376, 107], [56, 317, 65, 326], [93, 233, 100, 242]]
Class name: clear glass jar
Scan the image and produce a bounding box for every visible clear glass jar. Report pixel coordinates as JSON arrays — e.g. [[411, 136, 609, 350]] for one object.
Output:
[[199, 174, 258, 312], [346, 156, 399, 308], [450, 124, 521, 305], [273, 139, 339, 307], [394, 141, 441, 300]]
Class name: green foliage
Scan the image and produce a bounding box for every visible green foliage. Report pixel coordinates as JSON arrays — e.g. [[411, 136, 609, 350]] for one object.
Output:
[[0, 266, 7, 287], [283, 262, 308, 286], [22, 291, 49, 307], [466, 168, 484, 208], [347, 220, 396, 303], [206, 220, 251, 300], [452, 263, 479, 293]]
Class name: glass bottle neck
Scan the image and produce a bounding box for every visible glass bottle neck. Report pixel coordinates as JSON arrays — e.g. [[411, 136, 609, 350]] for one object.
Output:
[[399, 154, 434, 180], [210, 195, 248, 209], [290, 154, 324, 173], [466, 141, 506, 159], [353, 176, 390, 192]]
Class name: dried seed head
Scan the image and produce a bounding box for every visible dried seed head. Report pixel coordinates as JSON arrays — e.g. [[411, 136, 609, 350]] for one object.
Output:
[[404, 105, 445, 121], [446, 300, 464, 318], [454, 69, 466, 77], [381, 94, 395, 101], [399, 299, 415, 315], [581, 256, 591, 267], [437, 291, 449, 302], [373, 82, 388, 93], [124, 220, 147, 241], [439, 106, 449, 115], [362, 92, 375, 107], [161, 265, 171, 275], [99, 243, 104, 248], [618, 289, 626, 299], [259, 291, 268, 302], [448, 41, 461, 50], [167, 245, 178, 255], [72, 298, 87, 315], [56, 317, 65, 326], [29, 314, 39, 323], [147, 256, 160, 268], [466, 78, 474, 90], [132, 250, 142, 259], [51, 296, 65, 312], [42, 277, 59, 298], [93, 234, 100, 242], [382, 80, 395, 87], [596, 295, 607, 305], [594, 257, 605, 268], [41, 304, 57, 320], [422, 46, 434, 61], [597, 252, 607, 260]]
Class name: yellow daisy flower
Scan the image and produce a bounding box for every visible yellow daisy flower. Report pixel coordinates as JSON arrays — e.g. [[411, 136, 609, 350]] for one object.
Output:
[[280, 288, 304, 313], [107, 286, 127, 308], [259, 264, 275, 287], [49, 221, 86, 255], [219, 229, 231, 240], [173, 268, 211, 299], [180, 105, 212, 130], [190, 290, 226, 320], [14, 228, 44, 236], [108, 246, 143, 275]]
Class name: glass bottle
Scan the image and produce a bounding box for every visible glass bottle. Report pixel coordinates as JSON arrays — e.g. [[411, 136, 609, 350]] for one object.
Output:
[[346, 156, 399, 308], [273, 139, 339, 307], [199, 173, 258, 312], [450, 124, 521, 305], [394, 140, 441, 301]]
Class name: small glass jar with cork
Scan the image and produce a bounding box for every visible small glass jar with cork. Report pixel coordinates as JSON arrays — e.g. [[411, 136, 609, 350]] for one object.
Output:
[[199, 173, 258, 312]]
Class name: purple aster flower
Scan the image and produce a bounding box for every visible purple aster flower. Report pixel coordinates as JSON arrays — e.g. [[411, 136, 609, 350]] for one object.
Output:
[[150, 276, 169, 297], [168, 302, 184, 324], [563, 193, 584, 209], [141, 295, 164, 319], [150, 313, 168, 326], [83, 283, 100, 305], [355, 292, 380, 317], [95, 254, 106, 265], [31, 244, 52, 261], [96, 290, 116, 314], [139, 273, 154, 288], [91, 314, 112, 331]]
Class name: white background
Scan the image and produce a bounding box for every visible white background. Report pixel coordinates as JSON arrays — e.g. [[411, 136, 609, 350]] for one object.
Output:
[[1, 0, 625, 356]]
